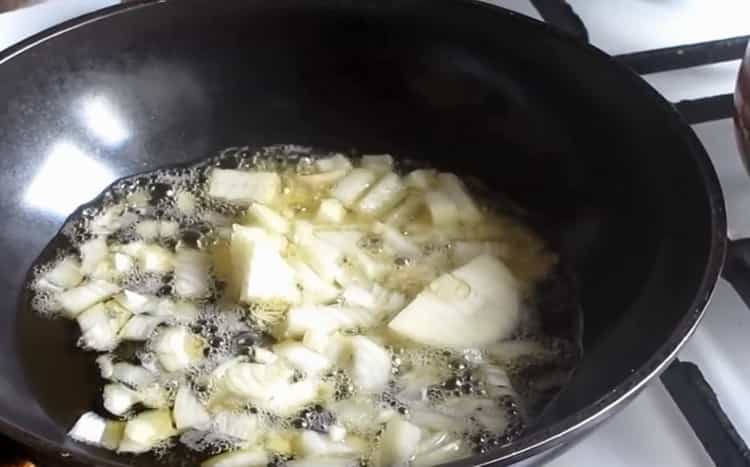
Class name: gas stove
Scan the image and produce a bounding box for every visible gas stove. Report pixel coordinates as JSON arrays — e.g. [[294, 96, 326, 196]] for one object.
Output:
[[1, 1, 749, 466]]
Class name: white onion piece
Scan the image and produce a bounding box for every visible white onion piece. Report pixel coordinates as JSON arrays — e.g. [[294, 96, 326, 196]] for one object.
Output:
[[114, 290, 156, 314], [245, 202, 289, 234], [44, 256, 83, 289], [121, 316, 164, 341], [139, 244, 174, 273], [174, 248, 211, 299], [404, 169, 438, 189], [209, 411, 261, 443], [173, 385, 210, 431], [384, 193, 424, 227], [103, 383, 140, 416], [208, 169, 281, 205], [118, 409, 176, 453], [58, 280, 120, 318], [273, 341, 332, 377], [96, 354, 115, 379], [68, 411, 124, 451], [295, 430, 356, 457], [289, 257, 340, 305], [331, 168, 377, 207], [354, 172, 406, 218], [135, 220, 160, 240], [152, 326, 205, 372], [424, 190, 459, 226], [373, 418, 422, 467], [176, 191, 197, 215], [285, 305, 377, 337], [79, 237, 109, 276], [316, 154, 353, 172], [298, 169, 350, 188], [315, 198, 347, 224], [372, 222, 421, 258], [389, 255, 520, 348], [360, 154, 393, 173], [110, 362, 156, 390], [341, 283, 405, 316], [201, 447, 269, 467], [412, 433, 467, 467], [437, 173, 483, 223], [76, 302, 130, 351], [347, 336, 391, 394]]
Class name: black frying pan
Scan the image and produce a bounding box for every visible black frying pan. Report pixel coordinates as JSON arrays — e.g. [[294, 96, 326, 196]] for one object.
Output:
[[0, 1, 741, 465]]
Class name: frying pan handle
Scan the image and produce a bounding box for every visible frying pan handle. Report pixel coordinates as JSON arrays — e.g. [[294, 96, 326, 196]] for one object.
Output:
[[660, 360, 750, 466], [721, 239, 750, 309]]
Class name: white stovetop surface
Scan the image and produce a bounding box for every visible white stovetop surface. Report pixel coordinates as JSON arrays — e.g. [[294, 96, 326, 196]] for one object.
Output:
[[3, 1, 750, 466]]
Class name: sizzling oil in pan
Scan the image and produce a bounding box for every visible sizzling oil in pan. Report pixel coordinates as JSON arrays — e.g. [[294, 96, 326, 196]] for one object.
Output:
[[18, 145, 582, 466]]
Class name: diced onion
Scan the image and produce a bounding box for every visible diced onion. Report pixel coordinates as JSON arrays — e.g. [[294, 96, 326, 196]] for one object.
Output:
[[58, 280, 120, 318]]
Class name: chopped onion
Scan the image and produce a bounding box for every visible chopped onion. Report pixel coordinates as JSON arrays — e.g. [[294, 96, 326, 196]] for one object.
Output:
[[389, 255, 520, 348], [437, 173, 483, 223], [201, 447, 269, 467], [342, 283, 405, 316], [298, 170, 350, 188], [373, 418, 421, 467], [135, 220, 160, 241], [112, 253, 135, 274], [412, 433, 467, 467], [354, 172, 407, 218], [76, 301, 130, 351], [245, 202, 289, 234], [289, 257, 340, 305], [80, 236, 109, 276], [404, 169, 438, 190], [58, 280, 120, 318], [372, 222, 421, 258], [173, 385, 211, 431], [174, 248, 212, 299], [347, 336, 391, 394], [118, 409, 176, 453], [360, 154, 394, 173], [176, 191, 197, 215], [316, 154, 353, 172], [110, 362, 157, 390], [103, 383, 141, 416], [295, 430, 357, 457], [68, 411, 124, 450], [211, 411, 261, 443], [223, 361, 320, 416], [44, 256, 83, 289], [96, 354, 115, 379], [384, 193, 424, 227], [285, 305, 377, 337], [152, 326, 205, 372], [273, 341, 332, 377], [114, 290, 156, 314], [424, 190, 459, 226], [139, 244, 175, 273], [331, 168, 377, 207], [315, 198, 347, 224], [208, 169, 281, 205]]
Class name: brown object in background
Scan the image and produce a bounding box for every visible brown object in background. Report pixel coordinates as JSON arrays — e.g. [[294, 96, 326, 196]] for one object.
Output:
[[0, 0, 42, 13]]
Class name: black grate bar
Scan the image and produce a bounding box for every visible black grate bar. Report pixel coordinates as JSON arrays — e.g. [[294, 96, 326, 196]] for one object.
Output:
[[674, 94, 735, 125], [616, 36, 749, 75], [530, 0, 589, 42], [661, 360, 750, 467]]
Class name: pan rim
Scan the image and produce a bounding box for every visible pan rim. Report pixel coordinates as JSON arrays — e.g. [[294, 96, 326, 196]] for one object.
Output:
[[0, 0, 728, 465]]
